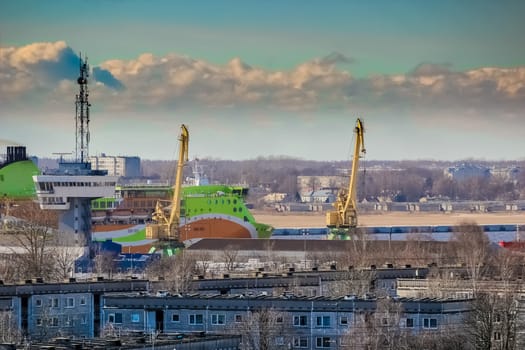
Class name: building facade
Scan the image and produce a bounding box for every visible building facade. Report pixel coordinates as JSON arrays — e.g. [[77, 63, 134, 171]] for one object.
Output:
[[0, 279, 149, 340], [89, 155, 141, 178], [102, 293, 471, 349]]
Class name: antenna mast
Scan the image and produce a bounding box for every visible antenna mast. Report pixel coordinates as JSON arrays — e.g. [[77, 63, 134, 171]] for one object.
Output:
[[75, 53, 90, 163]]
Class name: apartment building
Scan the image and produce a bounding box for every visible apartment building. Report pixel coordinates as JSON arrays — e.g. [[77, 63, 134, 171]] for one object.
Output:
[[0, 278, 148, 340], [101, 293, 471, 349]]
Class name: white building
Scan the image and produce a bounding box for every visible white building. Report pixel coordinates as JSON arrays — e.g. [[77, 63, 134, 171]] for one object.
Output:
[[89, 155, 141, 178]]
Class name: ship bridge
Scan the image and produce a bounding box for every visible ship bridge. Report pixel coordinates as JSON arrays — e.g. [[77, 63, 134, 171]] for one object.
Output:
[[33, 162, 118, 244]]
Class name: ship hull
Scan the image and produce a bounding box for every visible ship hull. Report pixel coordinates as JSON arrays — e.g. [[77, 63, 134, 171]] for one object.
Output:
[[92, 213, 258, 253]]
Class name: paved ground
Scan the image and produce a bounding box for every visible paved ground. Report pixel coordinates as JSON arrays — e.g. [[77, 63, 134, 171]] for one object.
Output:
[[252, 210, 525, 228]]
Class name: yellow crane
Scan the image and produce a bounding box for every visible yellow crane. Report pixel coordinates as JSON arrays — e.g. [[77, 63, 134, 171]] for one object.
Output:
[[146, 124, 189, 245], [326, 118, 366, 230]]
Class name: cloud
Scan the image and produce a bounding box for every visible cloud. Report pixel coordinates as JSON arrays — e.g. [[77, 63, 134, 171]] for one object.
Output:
[[320, 52, 355, 65], [410, 62, 453, 77], [92, 67, 124, 90], [1, 41, 525, 124], [0, 41, 123, 107]]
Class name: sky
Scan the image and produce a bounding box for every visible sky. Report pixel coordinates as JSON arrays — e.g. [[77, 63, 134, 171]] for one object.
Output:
[[1, 0, 525, 161]]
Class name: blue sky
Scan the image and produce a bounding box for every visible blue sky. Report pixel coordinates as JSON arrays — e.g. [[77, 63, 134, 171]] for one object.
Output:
[[1, 0, 525, 161]]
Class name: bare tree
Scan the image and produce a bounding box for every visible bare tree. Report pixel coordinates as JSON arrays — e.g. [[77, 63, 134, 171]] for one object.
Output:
[[348, 227, 373, 268], [343, 298, 468, 350], [464, 252, 525, 350], [465, 291, 524, 350], [50, 231, 85, 281], [230, 308, 291, 350], [0, 254, 18, 283], [146, 252, 196, 294], [405, 326, 468, 350], [190, 251, 212, 278], [93, 250, 118, 279], [0, 310, 22, 343], [343, 297, 405, 350], [9, 202, 57, 280], [223, 245, 240, 271], [326, 269, 376, 297], [451, 220, 491, 292]]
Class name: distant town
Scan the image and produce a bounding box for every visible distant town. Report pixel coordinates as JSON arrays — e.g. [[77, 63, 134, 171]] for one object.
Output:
[[2, 152, 525, 349], [37, 155, 525, 212]]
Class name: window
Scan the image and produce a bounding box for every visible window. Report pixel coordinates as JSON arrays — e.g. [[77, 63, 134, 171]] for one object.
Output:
[[131, 313, 140, 323], [66, 297, 74, 308], [494, 331, 502, 341], [316, 316, 330, 327], [80, 297, 86, 305], [81, 315, 87, 325], [108, 313, 123, 324], [51, 317, 59, 327], [275, 336, 284, 346], [189, 314, 203, 325], [35, 299, 42, 307], [339, 316, 348, 326], [293, 337, 308, 348], [316, 337, 332, 348], [50, 298, 59, 308], [423, 318, 437, 329], [64, 315, 72, 327], [406, 318, 414, 328], [172, 313, 180, 322], [235, 314, 242, 323], [276, 316, 283, 323], [211, 314, 225, 325], [495, 313, 501, 323], [36, 318, 42, 326], [293, 315, 308, 326]]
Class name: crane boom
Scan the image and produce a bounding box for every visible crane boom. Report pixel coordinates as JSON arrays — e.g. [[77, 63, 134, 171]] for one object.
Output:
[[146, 124, 189, 243], [326, 118, 366, 229], [168, 124, 189, 231]]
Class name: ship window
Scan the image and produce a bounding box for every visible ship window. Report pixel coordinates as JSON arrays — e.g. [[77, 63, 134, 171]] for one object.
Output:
[[222, 199, 225, 204], [233, 207, 237, 212], [233, 199, 237, 204], [215, 199, 218, 204], [239, 207, 242, 212]]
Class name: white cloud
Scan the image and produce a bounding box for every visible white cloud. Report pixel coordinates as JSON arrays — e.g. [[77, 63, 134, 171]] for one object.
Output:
[[1, 41, 525, 122]]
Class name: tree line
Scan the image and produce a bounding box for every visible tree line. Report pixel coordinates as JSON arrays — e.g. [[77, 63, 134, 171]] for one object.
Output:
[[140, 157, 525, 203]]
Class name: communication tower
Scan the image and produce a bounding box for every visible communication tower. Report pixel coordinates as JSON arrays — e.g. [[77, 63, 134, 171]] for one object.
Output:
[[33, 54, 118, 248], [76, 54, 90, 163]]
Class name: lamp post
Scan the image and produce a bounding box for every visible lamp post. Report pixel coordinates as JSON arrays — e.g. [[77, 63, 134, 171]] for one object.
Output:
[[303, 229, 309, 270]]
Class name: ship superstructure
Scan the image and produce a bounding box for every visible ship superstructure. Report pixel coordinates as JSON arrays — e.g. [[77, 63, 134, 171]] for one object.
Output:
[[32, 54, 117, 245]]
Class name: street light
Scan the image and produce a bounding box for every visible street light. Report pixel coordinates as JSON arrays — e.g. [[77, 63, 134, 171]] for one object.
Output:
[[303, 229, 309, 270]]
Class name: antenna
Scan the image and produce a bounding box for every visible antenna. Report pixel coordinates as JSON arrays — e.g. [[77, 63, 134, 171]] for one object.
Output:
[[52, 152, 72, 163], [75, 53, 90, 163]]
